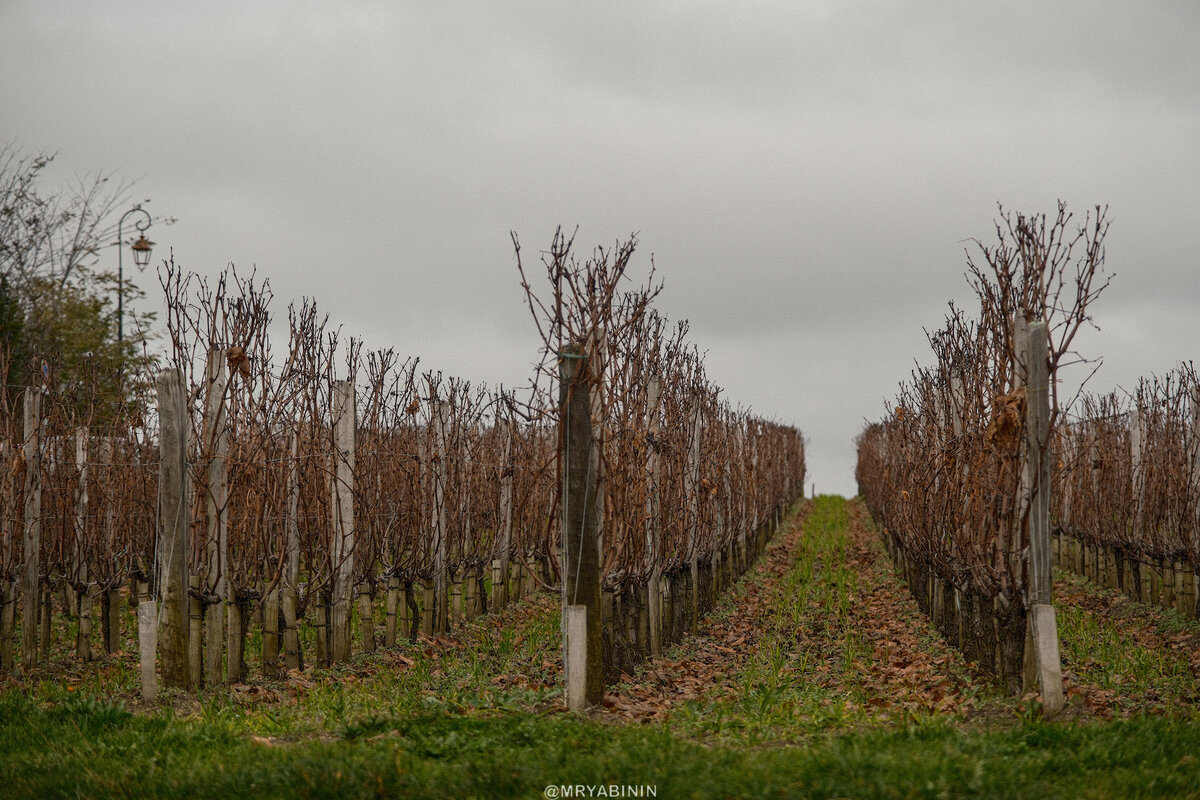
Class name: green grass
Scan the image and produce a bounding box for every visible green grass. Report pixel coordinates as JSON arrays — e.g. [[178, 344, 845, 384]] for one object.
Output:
[[3, 689, 1200, 799], [669, 495, 994, 745], [1055, 571, 1200, 712], [7, 497, 1200, 798], [668, 496, 867, 744]]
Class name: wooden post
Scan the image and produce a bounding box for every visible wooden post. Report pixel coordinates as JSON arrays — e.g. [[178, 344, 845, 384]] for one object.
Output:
[[420, 582, 434, 635], [457, 434, 473, 622], [451, 571, 463, 626], [76, 584, 93, 663], [710, 549, 720, 600], [1162, 560, 1178, 609], [508, 557, 521, 602], [737, 426, 749, 577], [491, 559, 503, 610], [263, 582, 281, 677], [750, 424, 760, 533], [1060, 426, 1075, 531], [466, 568, 479, 618], [188, 575, 203, 687], [282, 430, 302, 672], [589, 329, 609, 593], [497, 423, 515, 610], [356, 582, 375, 653], [95, 438, 121, 657], [157, 369, 191, 689], [1130, 406, 1144, 540], [37, 581, 51, 660], [71, 427, 91, 662], [203, 349, 229, 685], [402, 581, 415, 640], [645, 376, 663, 658], [1020, 321, 1064, 713], [330, 380, 356, 663], [102, 586, 121, 654], [21, 386, 42, 671], [685, 402, 701, 634], [385, 574, 401, 647], [1191, 387, 1200, 555], [1175, 561, 1191, 616], [1193, 569, 1200, 620], [560, 343, 603, 706], [314, 592, 329, 666], [429, 400, 449, 634], [281, 584, 302, 671], [0, 583, 14, 670], [641, 584, 654, 654], [227, 595, 246, 682]]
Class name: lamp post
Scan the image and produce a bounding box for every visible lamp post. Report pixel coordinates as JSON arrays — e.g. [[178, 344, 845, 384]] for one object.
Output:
[[117, 205, 153, 343]]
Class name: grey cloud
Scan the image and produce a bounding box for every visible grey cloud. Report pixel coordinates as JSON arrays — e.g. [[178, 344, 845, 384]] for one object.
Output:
[[3, 0, 1198, 495]]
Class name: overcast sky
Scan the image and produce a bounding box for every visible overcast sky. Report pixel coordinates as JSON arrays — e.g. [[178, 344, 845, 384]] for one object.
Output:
[[3, 1, 1198, 495]]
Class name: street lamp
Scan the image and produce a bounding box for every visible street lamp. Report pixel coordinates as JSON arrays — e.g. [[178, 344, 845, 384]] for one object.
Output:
[[117, 205, 153, 343]]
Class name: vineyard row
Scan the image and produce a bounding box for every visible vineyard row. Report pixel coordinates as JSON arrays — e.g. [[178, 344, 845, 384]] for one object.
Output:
[[0, 233, 806, 692]]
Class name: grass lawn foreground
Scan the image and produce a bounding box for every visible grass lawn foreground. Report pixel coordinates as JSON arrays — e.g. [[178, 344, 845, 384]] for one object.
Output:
[[3, 496, 1200, 799]]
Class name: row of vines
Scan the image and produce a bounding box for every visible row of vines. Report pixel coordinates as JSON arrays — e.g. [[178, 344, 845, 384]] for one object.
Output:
[[0, 230, 805, 689], [1054, 367, 1200, 612], [856, 203, 1110, 693]]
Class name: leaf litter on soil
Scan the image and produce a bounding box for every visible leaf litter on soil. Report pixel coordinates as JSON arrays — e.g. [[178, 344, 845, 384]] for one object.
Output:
[[599, 496, 1200, 737]]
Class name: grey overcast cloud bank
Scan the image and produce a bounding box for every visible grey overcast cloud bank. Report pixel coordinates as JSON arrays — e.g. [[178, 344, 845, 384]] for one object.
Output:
[[3, 1, 1198, 496]]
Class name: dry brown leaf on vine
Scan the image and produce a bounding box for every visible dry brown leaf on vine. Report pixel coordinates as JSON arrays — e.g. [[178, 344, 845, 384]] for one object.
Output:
[[986, 386, 1026, 451], [227, 345, 252, 378]]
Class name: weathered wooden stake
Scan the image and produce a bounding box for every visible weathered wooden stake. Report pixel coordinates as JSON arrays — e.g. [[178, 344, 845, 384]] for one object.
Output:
[[76, 584, 93, 663], [38, 582, 51, 660], [451, 572, 464, 625], [685, 403, 701, 634], [283, 431, 302, 672], [71, 427, 90, 662], [314, 592, 329, 666], [497, 423, 515, 611], [0, 583, 15, 669], [157, 369, 191, 689], [420, 582, 434, 635], [227, 596, 246, 682], [1020, 320, 1064, 713], [560, 342, 603, 706], [465, 569, 479, 618], [403, 581, 416, 640], [491, 559, 504, 610], [102, 586, 121, 654], [330, 380, 357, 662], [1131, 406, 1145, 538], [385, 574, 401, 647], [429, 400, 449, 634], [202, 349, 229, 686], [356, 583, 375, 653], [21, 386, 42, 671], [645, 376, 663, 658], [188, 575, 203, 687], [263, 583, 281, 677]]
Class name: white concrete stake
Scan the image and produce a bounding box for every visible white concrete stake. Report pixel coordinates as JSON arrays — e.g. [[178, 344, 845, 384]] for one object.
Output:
[[139, 599, 158, 702], [566, 605, 588, 712]]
